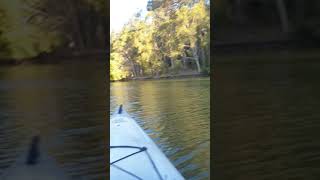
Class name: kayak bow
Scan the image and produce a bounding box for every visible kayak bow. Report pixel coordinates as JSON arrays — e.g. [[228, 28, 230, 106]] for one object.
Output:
[[110, 105, 184, 180]]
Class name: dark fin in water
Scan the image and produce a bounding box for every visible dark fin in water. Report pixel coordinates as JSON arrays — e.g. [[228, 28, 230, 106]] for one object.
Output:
[[118, 104, 123, 114], [26, 136, 40, 165]]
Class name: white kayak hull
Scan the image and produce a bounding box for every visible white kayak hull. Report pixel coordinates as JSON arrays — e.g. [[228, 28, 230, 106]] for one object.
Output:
[[110, 105, 184, 180]]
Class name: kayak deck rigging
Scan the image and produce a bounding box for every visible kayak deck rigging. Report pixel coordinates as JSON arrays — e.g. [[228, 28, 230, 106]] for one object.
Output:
[[110, 145, 163, 180], [110, 146, 147, 165]]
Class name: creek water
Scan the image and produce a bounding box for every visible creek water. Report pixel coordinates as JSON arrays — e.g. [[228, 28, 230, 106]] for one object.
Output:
[[110, 77, 210, 179], [214, 62, 320, 180], [0, 62, 107, 180]]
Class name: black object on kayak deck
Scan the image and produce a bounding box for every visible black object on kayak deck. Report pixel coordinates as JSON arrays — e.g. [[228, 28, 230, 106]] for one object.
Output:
[[118, 105, 123, 114], [26, 136, 40, 165]]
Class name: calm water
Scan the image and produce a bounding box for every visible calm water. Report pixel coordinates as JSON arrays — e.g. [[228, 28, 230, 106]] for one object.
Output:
[[0, 62, 106, 179], [214, 62, 320, 180], [110, 78, 210, 179]]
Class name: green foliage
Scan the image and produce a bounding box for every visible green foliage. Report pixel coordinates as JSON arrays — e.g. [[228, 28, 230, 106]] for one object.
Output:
[[110, 52, 129, 80], [171, 60, 183, 74], [111, 0, 210, 81], [0, 0, 107, 59], [0, 8, 11, 58]]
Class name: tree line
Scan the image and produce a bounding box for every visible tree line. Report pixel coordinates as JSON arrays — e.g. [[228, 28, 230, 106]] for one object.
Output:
[[110, 0, 210, 81]]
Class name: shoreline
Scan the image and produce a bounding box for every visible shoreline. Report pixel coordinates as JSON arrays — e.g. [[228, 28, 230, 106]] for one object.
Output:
[[0, 58, 106, 66], [213, 38, 320, 64], [214, 47, 320, 64], [111, 73, 209, 82], [0, 50, 106, 66]]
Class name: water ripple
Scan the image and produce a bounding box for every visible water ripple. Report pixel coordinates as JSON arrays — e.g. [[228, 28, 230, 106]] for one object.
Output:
[[111, 78, 210, 179]]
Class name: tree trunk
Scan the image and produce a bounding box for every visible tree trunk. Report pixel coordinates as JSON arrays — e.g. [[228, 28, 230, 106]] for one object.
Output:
[[200, 46, 206, 67], [206, 44, 210, 67], [170, 57, 174, 69], [294, 0, 304, 27], [182, 57, 186, 69], [192, 48, 201, 73], [133, 64, 139, 77], [136, 65, 141, 77], [124, 53, 137, 77], [234, 0, 244, 24], [195, 41, 202, 73], [86, 7, 95, 48], [66, 0, 85, 49], [276, 0, 289, 33]]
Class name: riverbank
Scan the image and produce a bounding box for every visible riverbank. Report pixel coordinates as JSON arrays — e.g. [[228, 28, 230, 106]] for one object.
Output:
[[111, 72, 209, 82], [0, 50, 106, 66], [214, 47, 320, 64]]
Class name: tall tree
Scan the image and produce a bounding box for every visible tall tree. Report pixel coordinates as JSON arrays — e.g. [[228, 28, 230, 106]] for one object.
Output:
[[24, 0, 107, 50]]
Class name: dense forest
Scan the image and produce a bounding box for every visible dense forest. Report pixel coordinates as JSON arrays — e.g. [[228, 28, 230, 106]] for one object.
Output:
[[0, 0, 107, 60], [110, 0, 210, 81]]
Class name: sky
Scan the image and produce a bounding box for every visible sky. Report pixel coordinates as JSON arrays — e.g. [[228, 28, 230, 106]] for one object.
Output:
[[111, 0, 148, 33]]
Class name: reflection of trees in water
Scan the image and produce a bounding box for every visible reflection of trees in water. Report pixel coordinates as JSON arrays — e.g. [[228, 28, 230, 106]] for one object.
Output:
[[2, 66, 64, 136], [53, 63, 106, 178]]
